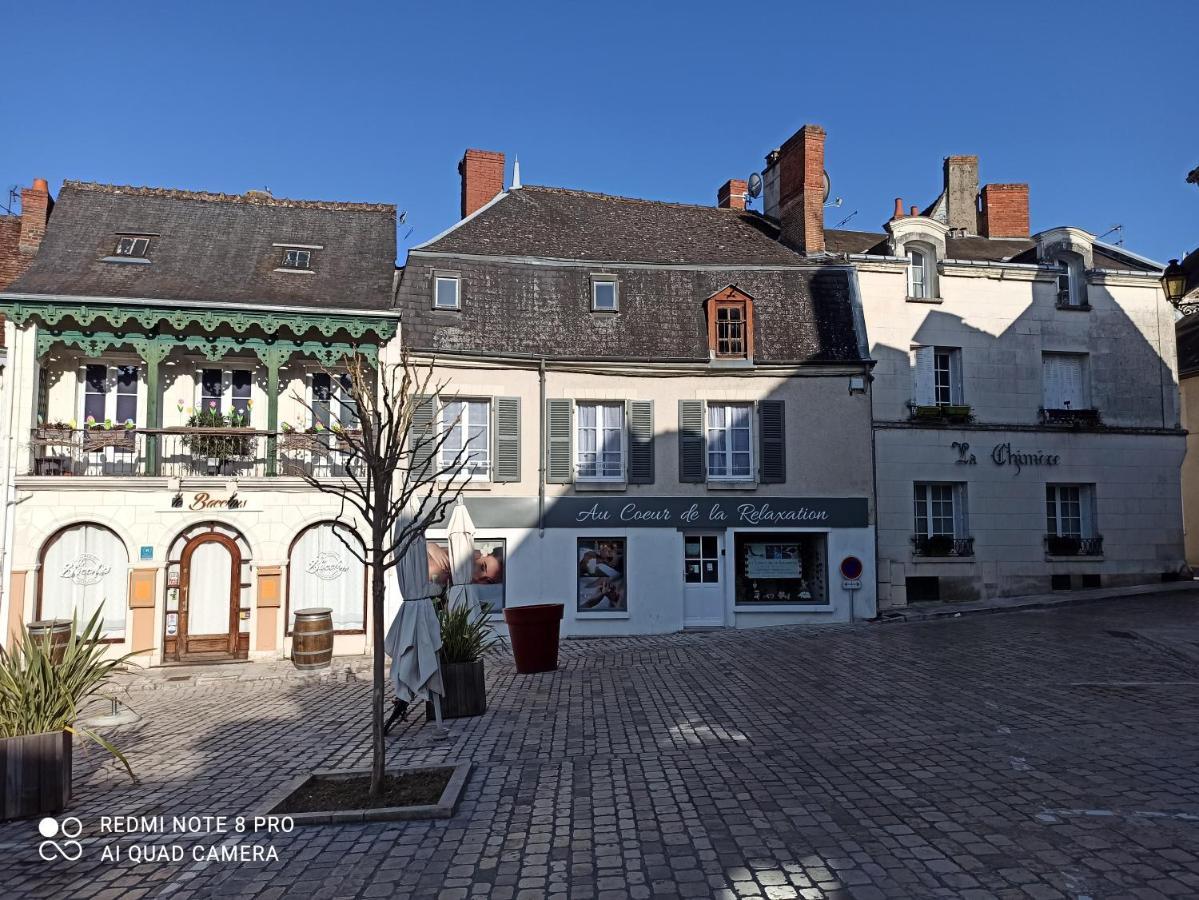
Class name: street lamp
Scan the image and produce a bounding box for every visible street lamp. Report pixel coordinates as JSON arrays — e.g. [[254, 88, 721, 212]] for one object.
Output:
[[1162, 258, 1188, 306]]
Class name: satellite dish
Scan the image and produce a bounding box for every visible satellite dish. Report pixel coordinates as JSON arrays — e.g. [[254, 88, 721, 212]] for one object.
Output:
[[823, 171, 831, 204], [746, 172, 763, 199]]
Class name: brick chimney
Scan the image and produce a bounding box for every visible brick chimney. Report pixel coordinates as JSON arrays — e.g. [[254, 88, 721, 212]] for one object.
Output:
[[459, 149, 505, 219], [717, 179, 747, 210], [979, 183, 1029, 238], [773, 124, 826, 255], [19, 178, 53, 255], [944, 156, 979, 234]]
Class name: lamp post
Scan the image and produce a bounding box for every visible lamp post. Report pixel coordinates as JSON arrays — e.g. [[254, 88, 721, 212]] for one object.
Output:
[[1162, 258, 1195, 315]]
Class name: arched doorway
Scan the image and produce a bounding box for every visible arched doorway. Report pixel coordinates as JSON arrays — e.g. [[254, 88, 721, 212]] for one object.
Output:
[[165, 523, 252, 661]]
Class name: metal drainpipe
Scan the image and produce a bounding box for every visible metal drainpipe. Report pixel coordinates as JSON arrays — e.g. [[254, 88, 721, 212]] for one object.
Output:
[[868, 367, 880, 622], [538, 357, 546, 537]]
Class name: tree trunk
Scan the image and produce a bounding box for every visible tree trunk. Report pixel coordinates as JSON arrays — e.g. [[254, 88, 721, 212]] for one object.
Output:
[[368, 540, 387, 800]]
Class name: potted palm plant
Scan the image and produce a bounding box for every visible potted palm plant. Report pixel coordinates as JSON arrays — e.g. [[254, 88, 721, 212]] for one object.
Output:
[[0, 609, 137, 820], [426, 601, 505, 720]]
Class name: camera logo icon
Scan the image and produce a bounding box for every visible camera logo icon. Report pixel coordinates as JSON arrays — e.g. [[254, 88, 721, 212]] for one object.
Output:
[[38, 817, 84, 861]]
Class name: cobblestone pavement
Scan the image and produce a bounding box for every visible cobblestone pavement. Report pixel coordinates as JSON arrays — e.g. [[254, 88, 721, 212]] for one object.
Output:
[[4, 593, 1199, 899]]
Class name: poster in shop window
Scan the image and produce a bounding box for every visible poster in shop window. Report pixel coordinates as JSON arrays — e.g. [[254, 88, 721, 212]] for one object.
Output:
[[577, 538, 627, 612], [744, 543, 802, 579], [426, 539, 506, 612]]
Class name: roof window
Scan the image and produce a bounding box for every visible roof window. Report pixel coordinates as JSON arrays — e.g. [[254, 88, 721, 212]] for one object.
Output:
[[281, 248, 312, 270], [114, 236, 150, 258]]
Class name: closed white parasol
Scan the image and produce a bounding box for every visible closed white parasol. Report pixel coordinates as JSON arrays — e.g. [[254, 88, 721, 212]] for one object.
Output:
[[384, 511, 445, 727], [446, 499, 477, 610]]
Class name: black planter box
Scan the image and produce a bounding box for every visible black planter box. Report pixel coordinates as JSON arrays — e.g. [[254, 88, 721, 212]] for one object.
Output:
[[1, 731, 72, 821], [426, 660, 487, 720]]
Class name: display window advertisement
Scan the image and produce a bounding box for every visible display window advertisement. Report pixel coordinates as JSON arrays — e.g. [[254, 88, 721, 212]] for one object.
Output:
[[427, 538, 507, 612], [734, 532, 828, 605], [577, 537, 628, 612]]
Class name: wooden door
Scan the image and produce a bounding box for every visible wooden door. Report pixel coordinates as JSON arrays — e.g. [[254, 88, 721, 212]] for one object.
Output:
[[178, 534, 240, 660]]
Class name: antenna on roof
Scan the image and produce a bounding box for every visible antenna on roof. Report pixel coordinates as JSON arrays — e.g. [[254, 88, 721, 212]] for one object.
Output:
[[511, 157, 522, 190], [0, 186, 18, 216], [1096, 224, 1124, 246], [833, 210, 859, 229]]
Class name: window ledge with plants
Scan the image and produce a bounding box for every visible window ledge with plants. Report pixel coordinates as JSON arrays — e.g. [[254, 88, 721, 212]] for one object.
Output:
[[909, 404, 973, 424], [1039, 408, 1102, 427], [1044, 535, 1104, 558], [911, 535, 975, 559]]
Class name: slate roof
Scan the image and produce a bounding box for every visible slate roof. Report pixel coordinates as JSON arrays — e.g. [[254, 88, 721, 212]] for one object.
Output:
[[418, 186, 803, 266], [4, 182, 397, 311]]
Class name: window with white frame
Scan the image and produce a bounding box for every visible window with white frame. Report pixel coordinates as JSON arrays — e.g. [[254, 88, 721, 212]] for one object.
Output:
[[114, 235, 150, 258], [907, 248, 929, 299], [913, 482, 967, 537], [1042, 353, 1088, 410], [434, 274, 461, 310], [1046, 484, 1096, 538], [1053, 253, 1087, 308], [591, 276, 618, 312], [576, 402, 624, 480], [83, 364, 138, 427], [312, 373, 360, 431], [706, 403, 753, 479], [913, 346, 962, 407], [281, 248, 312, 270], [440, 399, 490, 478]]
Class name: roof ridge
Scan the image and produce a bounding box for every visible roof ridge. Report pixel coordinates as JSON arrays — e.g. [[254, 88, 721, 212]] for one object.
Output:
[[520, 183, 764, 216], [62, 181, 396, 215]]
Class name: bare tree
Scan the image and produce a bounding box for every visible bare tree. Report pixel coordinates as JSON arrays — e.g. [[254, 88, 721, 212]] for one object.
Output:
[[288, 349, 471, 799]]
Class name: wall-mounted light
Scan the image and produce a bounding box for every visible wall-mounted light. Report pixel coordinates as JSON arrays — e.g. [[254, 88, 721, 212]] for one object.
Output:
[[1162, 259, 1187, 306]]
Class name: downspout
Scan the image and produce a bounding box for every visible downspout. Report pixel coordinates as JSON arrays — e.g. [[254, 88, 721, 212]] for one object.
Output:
[[538, 356, 546, 537]]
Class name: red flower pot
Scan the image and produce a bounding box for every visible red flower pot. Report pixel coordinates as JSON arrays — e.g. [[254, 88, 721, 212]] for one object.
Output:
[[503, 603, 564, 674]]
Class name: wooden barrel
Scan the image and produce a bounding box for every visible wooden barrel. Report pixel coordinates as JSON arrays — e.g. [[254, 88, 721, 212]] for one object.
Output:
[[291, 608, 334, 671], [27, 619, 72, 665]]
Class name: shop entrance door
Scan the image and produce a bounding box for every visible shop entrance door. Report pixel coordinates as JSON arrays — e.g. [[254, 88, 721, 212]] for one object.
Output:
[[178, 534, 240, 660], [683, 533, 724, 627]]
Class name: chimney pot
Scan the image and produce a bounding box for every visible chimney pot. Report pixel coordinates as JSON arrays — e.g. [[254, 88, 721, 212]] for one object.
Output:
[[910, 205, 919, 217], [458, 149, 506, 219], [892, 198, 905, 220], [32, 178, 49, 193], [717, 179, 748, 210]]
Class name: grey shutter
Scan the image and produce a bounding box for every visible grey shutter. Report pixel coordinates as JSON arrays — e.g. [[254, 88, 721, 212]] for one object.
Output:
[[758, 400, 785, 484], [627, 400, 654, 484], [493, 397, 520, 482], [545, 399, 573, 483], [678, 400, 705, 483], [409, 395, 436, 478], [913, 346, 935, 406]]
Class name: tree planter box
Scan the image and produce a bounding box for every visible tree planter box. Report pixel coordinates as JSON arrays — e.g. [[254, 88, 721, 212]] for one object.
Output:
[[1, 731, 72, 821], [425, 660, 486, 720]]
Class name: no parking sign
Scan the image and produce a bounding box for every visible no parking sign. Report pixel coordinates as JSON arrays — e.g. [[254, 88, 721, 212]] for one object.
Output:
[[839, 555, 863, 591]]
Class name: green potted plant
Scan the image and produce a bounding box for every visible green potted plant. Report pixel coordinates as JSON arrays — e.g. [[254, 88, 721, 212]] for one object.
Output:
[[82, 416, 136, 452], [0, 610, 137, 820], [426, 600, 505, 720], [181, 403, 253, 473]]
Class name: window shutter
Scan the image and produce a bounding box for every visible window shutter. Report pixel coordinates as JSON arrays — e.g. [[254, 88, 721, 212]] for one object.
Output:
[[545, 399, 573, 483], [913, 346, 936, 406], [408, 395, 436, 477], [678, 400, 705, 483], [953, 483, 969, 539], [1062, 356, 1084, 408], [758, 400, 785, 484], [493, 397, 521, 482], [627, 400, 654, 484]]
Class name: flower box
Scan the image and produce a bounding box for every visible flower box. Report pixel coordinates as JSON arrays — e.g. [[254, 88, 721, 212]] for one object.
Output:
[[82, 429, 136, 452]]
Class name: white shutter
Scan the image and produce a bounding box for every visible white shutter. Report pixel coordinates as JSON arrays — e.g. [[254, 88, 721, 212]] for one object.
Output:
[[1080, 486, 1096, 538], [913, 346, 936, 406], [1061, 356, 1084, 408], [1043, 356, 1064, 408]]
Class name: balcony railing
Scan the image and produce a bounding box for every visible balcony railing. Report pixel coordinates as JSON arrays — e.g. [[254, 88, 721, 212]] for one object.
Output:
[[1039, 407, 1101, 427], [1045, 534, 1104, 557], [28, 427, 363, 479], [911, 535, 975, 558]]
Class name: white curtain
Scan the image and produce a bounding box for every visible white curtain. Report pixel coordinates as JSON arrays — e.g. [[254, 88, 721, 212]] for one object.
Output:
[[188, 542, 233, 635], [41, 524, 128, 638], [290, 524, 365, 631]]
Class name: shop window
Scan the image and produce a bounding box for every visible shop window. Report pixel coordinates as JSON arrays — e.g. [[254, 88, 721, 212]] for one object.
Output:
[[733, 532, 827, 605], [577, 538, 627, 612], [576, 402, 624, 480], [38, 523, 128, 639], [427, 537, 506, 612], [440, 399, 491, 479], [288, 522, 365, 633]]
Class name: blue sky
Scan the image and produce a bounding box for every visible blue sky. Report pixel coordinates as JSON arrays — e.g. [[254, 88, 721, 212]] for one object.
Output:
[[3, 1, 1195, 263]]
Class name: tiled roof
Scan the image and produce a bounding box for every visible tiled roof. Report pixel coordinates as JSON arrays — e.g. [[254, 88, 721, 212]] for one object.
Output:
[[5, 182, 397, 311], [419, 186, 805, 266]]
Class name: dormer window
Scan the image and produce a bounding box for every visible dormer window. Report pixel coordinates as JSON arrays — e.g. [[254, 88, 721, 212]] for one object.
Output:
[[1052, 253, 1088, 309], [282, 248, 312, 270], [434, 273, 461, 310], [591, 275, 619, 312], [907, 249, 929, 299], [705, 286, 755, 362], [115, 236, 150, 258]]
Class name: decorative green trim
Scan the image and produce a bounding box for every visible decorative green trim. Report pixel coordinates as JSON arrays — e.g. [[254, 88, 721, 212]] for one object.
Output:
[[36, 329, 379, 367], [2, 300, 397, 341]]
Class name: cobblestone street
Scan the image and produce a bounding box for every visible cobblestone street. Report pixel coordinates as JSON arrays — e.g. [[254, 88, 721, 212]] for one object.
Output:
[[4, 593, 1199, 899]]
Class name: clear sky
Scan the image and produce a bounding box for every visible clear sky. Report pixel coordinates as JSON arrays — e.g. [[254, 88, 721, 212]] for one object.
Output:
[[3, 1, 1196, 263]]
